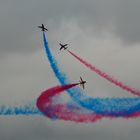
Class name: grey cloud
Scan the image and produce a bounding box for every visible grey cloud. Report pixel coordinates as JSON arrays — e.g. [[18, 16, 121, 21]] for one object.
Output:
[[0, 117, 54, 140], [1, 117, 140, 140], [1, 0, 140, 55], [1, 38, 140, 140], [112, 0, 140, 44], [1, 1, 140, 140]]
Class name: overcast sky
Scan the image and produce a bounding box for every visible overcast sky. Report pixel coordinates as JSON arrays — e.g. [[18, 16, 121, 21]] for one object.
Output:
[[1, 0, 140, 140]]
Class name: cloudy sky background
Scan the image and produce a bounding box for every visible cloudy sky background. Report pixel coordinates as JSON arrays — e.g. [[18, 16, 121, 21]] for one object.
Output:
[[1, 0, 140, 140]]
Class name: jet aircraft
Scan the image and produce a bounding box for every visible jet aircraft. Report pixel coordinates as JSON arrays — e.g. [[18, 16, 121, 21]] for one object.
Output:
[[79, 77, 86, 89], [59, 43, 68, 50], [38, 24, 48, 32]]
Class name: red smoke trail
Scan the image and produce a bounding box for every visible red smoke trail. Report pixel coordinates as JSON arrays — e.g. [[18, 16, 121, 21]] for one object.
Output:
[[36, 82, 140, 122], [36, 83, 103, 123], [68, 50, 140, 96]]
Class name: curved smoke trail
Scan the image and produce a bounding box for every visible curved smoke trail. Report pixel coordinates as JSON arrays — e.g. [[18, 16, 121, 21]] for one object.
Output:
[[37, 83, 103, 123], [68, 50, 140, 96], [42, 32, 140, 117]]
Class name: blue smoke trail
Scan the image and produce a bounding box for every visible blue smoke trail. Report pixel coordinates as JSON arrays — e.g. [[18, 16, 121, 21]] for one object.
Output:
[[0, 104, 42, 115], [43, 32, 140, 117]]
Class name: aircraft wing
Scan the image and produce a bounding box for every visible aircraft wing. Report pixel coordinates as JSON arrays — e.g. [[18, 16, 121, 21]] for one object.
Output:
[[44, 28, 48, 31], [82, 84, 84, 89], [80, 77, 83, 82], [60, 47, 63, 50], [63, 44, 68, 47]]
